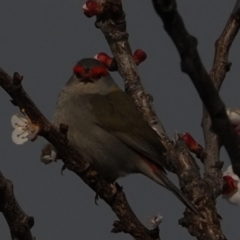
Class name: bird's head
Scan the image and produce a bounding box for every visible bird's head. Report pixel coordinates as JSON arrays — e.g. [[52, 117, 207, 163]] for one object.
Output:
[[65, 58, 119, 94]]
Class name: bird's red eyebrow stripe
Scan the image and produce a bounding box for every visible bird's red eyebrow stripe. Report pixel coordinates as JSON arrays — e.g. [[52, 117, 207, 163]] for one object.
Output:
[[73, 65, 85, 75], [73, 65, 108, 78], [90, 66, 108, 77]]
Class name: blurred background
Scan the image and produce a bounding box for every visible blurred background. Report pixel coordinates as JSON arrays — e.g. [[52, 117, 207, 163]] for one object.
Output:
[[0, 1, 239, 239]]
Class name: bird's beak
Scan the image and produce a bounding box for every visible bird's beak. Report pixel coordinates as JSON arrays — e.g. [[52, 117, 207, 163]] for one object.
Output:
[[80, 75, 94, 83]]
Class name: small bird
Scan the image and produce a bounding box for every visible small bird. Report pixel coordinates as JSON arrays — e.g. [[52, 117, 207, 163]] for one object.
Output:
[[52, 58, 200, 215]]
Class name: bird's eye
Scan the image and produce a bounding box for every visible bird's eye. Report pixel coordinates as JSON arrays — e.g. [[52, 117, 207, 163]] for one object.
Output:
[[73, 65, 85, 78], [90, 66, 108, 79]]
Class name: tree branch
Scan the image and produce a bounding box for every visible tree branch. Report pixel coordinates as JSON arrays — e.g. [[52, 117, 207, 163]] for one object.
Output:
[[172, 135, 225, 240], [202, 3, 240, 197], [82, 0, 227, 239], [0, 70, 159, 240], [150, 0, 237, 239], [0, 170, 35, 240], [94, 0, 167, 137], [152, 0, 240, 180]]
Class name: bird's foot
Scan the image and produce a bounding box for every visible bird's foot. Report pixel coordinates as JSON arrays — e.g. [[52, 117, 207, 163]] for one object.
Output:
[[94, 193, 99, 205], [112, 220, 124, 233], [114, 182, 123, 191]]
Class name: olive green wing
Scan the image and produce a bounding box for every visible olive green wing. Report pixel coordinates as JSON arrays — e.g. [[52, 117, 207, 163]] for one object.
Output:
[[89, 91, 167, 165]]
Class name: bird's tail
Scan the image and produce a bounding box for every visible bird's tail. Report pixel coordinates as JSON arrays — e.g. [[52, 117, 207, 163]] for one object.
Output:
[[154, 171, 202, 217]]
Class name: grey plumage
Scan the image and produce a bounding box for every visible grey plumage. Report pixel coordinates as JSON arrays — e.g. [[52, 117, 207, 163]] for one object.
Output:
[[52, 58, 200, 216]]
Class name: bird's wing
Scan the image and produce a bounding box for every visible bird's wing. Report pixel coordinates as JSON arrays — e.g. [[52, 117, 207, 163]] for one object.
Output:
[[90, 91, 203, 217], [89, 90, 167, 167]]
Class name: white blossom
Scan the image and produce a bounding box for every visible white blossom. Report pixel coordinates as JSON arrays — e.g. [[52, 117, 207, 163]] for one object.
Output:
[[82, 3, 88, 11], [227, 109, 240, 125], [11, 114, 39, 145]]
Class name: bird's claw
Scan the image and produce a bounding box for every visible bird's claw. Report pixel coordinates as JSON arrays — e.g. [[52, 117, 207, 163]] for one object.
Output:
[[94, 193, 99, 205], [61, 164, 67, 175], [111, 220, 124, 233], [114, 182, 123, 191]]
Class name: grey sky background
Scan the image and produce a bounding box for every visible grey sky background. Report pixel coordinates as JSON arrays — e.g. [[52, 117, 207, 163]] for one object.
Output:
[[0, 1, 239, 239]]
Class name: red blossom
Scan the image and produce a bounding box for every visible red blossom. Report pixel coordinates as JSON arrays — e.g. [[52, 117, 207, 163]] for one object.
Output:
[[223, 175, 238, 195], [133, 49, 147, 65], [95, 53, 115, 69], [182, 133, 204, 158], [82, 1, 103, 18]]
